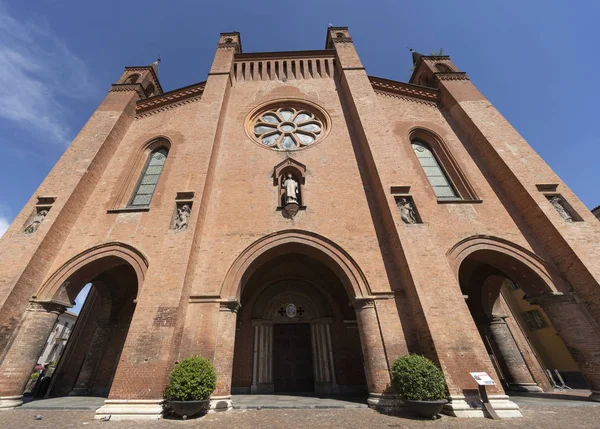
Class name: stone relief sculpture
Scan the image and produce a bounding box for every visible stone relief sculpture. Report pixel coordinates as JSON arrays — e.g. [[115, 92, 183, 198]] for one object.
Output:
[[282, 173, 299, 205], [24, 209, 48, 234], [549, 196, 573, 222], [174, 204, 191, 231], [397, 197, 418, 224]]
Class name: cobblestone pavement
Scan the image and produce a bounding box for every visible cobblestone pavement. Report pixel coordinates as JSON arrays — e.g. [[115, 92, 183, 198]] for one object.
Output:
[[2, 404, 600, 429]]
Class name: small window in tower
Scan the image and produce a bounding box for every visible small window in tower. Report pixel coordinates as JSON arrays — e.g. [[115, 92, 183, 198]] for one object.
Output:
[[125, 74, 140, 84], [435, 63, 453, 73], [144, 82, 155, 98]]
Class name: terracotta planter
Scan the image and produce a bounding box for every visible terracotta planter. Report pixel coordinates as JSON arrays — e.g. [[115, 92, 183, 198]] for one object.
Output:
[[169, 399, 210, 419], [405, 399, 447, 419]]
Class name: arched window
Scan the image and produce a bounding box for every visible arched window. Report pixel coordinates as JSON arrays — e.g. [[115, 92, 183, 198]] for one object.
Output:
[[418, 74, 432, 87], [144, 82, 155, 98], [412, 140, 458, 200], [128, 147, 168, 207], [435, 63, 453, 73], [124, 74, 140, 84]]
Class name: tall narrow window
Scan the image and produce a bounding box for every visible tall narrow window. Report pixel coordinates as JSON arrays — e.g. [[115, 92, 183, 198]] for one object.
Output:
[[412, 140, 458, 200], [128, 148, 168, 207]]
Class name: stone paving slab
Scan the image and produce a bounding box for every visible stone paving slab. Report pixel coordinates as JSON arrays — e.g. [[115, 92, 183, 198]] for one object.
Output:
[[4, 405, 600, 429], [231, 394, 368, 409], [20, 396, 106, 410]]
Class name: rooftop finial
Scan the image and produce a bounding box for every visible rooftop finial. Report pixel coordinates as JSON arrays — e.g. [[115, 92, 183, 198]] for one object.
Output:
[[151, 55, 161, 75]]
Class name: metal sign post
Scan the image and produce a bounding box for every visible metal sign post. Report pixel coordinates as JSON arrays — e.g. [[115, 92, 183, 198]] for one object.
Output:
[[470, 372, 500, 420]]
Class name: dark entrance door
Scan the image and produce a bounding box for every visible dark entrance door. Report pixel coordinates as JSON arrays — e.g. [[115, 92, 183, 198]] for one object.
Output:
[[273, 323, 314, 392]]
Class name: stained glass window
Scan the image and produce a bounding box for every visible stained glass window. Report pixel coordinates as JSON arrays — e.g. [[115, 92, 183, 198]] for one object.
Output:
[[129, 148, 168, 207], [253, 107, 324, 150], [412, 140, 459, 200]]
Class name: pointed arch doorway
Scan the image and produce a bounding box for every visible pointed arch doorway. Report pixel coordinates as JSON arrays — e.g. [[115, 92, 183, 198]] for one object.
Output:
[[231, 252, 367, 395]]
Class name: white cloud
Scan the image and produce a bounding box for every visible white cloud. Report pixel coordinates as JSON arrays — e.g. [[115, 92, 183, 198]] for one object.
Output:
[[0, 3, 99, 145], [0, 216, 9, 238]]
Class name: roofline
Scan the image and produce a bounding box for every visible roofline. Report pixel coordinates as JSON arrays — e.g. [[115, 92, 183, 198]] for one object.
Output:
[[235, 49, 335, 60]]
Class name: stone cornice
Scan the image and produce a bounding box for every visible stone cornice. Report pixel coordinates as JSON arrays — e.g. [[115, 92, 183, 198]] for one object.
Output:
[[422, 55, 451, 61], [218, 42, 240, 52], [369, 76, 439, 105], [434, 71, 470, 81], [136, 82, 205, 118], [110, 83, 145, 98], [27, 299, 67, 314], [124, 65, 164, 95], [332, 36, 353, 44]]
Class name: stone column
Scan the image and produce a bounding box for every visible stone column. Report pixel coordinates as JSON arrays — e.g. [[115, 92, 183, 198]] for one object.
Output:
[[0, 300, 65, 409], [69, 319, 116, 396], [533, 293, 600, 401], [250, 320, 273, 393], [353, 299, 392, 408], [486, 316, 541, 392], [211, 300, 240, 411], [311, 320, 339, 394]]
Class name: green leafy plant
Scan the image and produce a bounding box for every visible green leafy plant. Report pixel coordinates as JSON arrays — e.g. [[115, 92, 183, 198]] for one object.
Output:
[[391, 354, 448, 401], [164, 356, 216, 401], [30, 372, 40, 380]]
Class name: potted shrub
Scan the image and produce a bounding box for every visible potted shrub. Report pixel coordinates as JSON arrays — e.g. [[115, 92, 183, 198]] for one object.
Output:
[[164, 356, 217, 419], [391, 354, 448, 419]]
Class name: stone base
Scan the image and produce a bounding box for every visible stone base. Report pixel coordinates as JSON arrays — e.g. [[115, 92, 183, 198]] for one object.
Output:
[[94, 399, 164, 420], [509, 383, 543, 393], [443, 394, 522, 418], [210, 396, 233, 412], [69, 388, 91, 396], [0, 395, 23, 410], [590, 391, 600, 402], [367, 393, 397, 412]]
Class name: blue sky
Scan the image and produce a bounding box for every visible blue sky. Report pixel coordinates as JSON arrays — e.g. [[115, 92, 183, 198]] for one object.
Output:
[[0, 0, 598, 236]]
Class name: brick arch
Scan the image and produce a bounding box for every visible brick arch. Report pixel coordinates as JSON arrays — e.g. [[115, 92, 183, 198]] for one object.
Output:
[[36, 242, 148, 302], [220, 230, 370, 300], [447, 235, 569, 295]]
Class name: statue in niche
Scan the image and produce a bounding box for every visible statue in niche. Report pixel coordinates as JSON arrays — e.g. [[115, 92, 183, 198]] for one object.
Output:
[[282, 173, 299, 205], [24, 209, 48, 234], [397, 198, 418, 224], [549, 196, 573, 222], [174, 204, 191, 231]]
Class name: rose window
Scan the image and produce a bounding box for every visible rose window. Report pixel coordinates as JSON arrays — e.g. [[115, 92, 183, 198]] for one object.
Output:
[[252, 107, 325, 150]]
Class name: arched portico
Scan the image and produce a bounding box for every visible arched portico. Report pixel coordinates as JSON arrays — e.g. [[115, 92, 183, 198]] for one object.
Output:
[[0, 243, 147, 409], [209, 230, 391, 408], [448, 235, 600, 401]]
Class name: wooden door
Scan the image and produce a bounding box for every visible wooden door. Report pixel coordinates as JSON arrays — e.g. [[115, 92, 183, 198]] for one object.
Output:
[[273, 324, 314, 392]]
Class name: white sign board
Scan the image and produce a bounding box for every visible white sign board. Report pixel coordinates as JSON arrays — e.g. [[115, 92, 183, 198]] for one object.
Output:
[[470, 372, 496, 386]]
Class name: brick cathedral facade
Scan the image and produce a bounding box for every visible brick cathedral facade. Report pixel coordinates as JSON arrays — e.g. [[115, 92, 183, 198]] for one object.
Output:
[[0, 28, 599, 419]]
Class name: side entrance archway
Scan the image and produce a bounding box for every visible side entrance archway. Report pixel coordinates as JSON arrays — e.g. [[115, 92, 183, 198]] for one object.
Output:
[[0, 243, 146, 407], [450, 236, 600, 400]]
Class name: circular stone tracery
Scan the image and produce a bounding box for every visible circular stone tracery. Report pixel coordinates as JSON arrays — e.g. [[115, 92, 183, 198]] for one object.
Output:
[[248, 103, 329, 151]]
